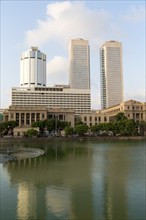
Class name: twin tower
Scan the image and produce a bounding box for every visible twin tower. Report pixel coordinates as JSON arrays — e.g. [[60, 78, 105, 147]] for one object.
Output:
[[20, 39, 124, 109]]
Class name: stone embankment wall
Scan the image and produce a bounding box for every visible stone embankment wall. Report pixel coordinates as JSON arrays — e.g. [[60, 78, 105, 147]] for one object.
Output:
[[0, 135, 145, 144]]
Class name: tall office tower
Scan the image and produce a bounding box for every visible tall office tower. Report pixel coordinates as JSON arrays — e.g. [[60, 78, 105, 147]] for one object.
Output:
[[20, 47, 46, 87], [69, 39, 90, 89], [100, 41, 124, 109]]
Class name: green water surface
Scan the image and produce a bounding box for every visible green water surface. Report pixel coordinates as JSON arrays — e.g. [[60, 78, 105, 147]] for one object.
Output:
[[0, 139, 145, 220]]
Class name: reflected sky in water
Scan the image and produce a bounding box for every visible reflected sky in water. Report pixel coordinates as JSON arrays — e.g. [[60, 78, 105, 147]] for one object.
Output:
[[0, 140, 145, 220]]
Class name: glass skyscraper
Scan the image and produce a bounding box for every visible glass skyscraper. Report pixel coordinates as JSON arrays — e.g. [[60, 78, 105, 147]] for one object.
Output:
[[100, 41, 124, 109], [69, 39, 90, 89]]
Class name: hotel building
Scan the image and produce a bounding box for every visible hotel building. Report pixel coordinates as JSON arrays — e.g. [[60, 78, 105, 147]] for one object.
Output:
[[11, 86, 91, 115], [69, 39, 90, 89], [100, 41, 124, 109]]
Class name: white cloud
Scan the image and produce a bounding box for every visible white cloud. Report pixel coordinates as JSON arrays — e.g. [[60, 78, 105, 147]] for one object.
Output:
[[25, 1, 111, 48], [24, 1, 114, 110], [123, 5, 145, 22], [47, 56, 68, 86], [24, 1, 146, 110]]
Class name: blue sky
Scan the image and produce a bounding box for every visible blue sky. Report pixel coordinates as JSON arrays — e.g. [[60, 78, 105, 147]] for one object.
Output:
[[1, 0, 145, 109]]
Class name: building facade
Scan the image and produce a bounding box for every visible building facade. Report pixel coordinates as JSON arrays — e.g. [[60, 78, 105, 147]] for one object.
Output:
[[100, 41, 124, 109], [16, 45, 91, 115], [69, 39, 90, 89], [80, 110, 109, 127], [81, 100, 146, 127], [2, 100, 146, 129], [3, 106, 75, 128], [11, 86, 91, 115], [101, 99, 146, 122], [20, 47, 46, 87]]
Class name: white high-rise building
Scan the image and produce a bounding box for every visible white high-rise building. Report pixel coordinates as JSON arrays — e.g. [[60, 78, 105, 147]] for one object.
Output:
[[100, 41, 124, 109], [20, 47, 46, 87], [69, 39, 90, 89], [11, 45, 91, 116]]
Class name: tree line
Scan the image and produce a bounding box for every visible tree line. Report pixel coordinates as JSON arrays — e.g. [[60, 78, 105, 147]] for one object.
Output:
[[65, 113, 146, 137], [0, 113, 146, 137]]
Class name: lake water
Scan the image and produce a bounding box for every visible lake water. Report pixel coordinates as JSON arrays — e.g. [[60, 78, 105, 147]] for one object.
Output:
[[0, 139, 145, 220]]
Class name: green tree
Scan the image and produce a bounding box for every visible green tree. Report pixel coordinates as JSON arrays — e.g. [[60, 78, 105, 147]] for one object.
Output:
[[0, 120, 18, 136], [114, 121, 126, 135], [32, 120, 45, 128], [90, 124, 102, 134], [90, 123, 115, 135], [75, 116, 83, 125], [58, 121, 69, 130], [113, 112, 127, 135], [75, 124, 88, 136], [45, 119, 56, 131], [124, 119, 138, 136], [32, 119, 70, 135], [113, 112, 139, 136], [25, 129, 38, 137], [32, 120, 46, 136], [115, 112, 127, 122], [138, 120, 146, 135], [65, 126, 74, 136]]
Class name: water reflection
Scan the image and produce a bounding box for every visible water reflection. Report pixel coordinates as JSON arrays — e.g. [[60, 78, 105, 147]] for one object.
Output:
[[4, 143, 93, 220], [91, 142, 145, 220], [46, 187, 71, 218], [17, 183, 37, 220], [1, 140, 145, 220]]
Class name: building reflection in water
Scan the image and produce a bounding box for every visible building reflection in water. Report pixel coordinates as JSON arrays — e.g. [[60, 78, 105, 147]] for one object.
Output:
[[3, 141, 145, 220], [17, 183, 37, 220], [92, 145, 129, 220], [46, 187, 71, 218], [91, 142, 145, 220], [4, 143, 93, 220]]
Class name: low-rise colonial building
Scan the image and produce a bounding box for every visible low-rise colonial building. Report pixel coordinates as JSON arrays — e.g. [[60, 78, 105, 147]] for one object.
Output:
[[80, 110, 109, 127], [80, 100, 146, 127], [2, 106, 75, 128], [1, 100, 146, 130], [101, 100, 146, 122]]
